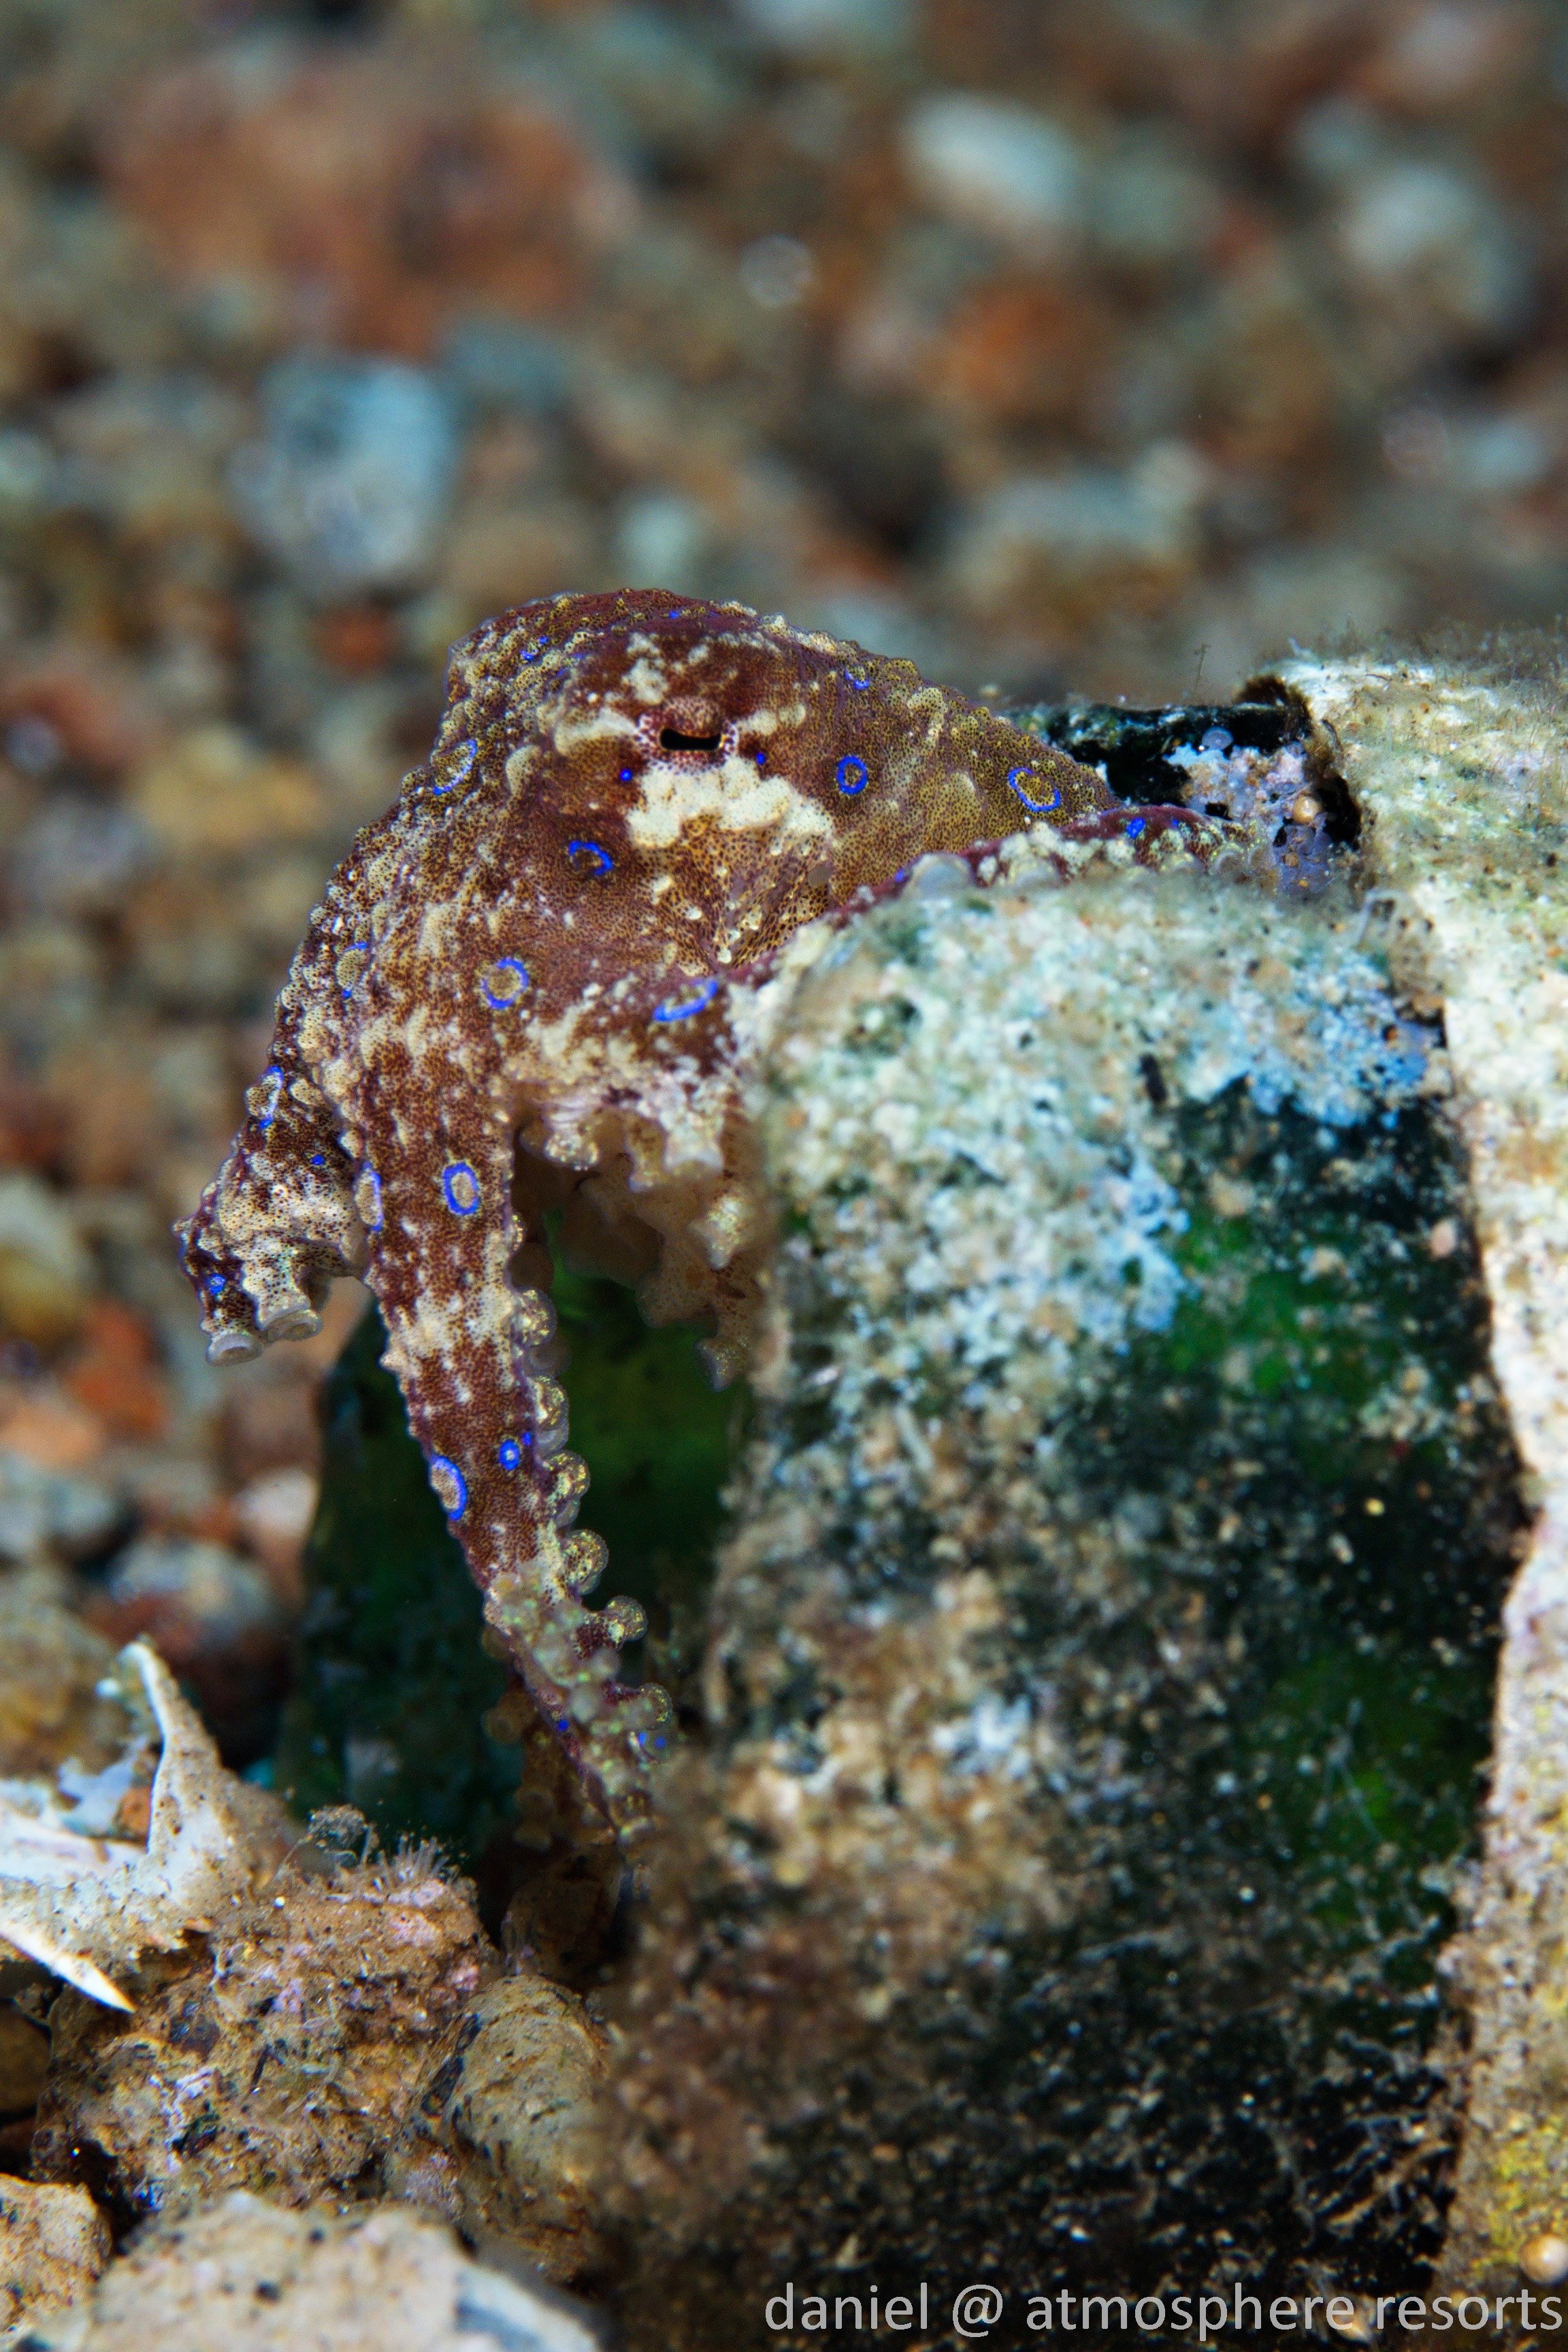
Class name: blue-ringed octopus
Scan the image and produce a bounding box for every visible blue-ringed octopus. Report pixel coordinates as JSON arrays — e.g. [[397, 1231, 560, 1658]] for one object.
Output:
[[177, 590, 1215, 1835]]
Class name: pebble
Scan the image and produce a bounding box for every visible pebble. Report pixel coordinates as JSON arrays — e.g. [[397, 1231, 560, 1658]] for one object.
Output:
[[0, 1175, 93, 1352], [231, 357, 459, 600], [902, 93, 1083, 252], [1521, 2232, 1568, 2287], [128, 724, 324, 858]]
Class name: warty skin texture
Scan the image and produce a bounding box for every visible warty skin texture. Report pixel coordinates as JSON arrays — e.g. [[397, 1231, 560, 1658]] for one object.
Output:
[[176, 589, 1131, 1833]]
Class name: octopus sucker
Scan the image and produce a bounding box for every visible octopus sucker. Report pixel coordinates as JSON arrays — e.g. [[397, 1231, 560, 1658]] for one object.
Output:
[[176, 588, 1217, 1836]]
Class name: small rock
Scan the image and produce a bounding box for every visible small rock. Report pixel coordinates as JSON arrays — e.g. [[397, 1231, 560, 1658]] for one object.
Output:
[[19, 2190, 599, 2352], [10, 798, 153, 922], [62, 1303, 169, 1444], [442, 317, 574, 417], [127, 723, 323, 858], [0, 1452, 119, 1563], [90, 1537, 291, 1764], [0, 1175, 93, 1351], [387, 1971, 612, 2284], [234, 1467, 318, 1603], [1330, 150, 1533, 349], [943, 446, 1207, 631], [0, 1998, 49, 2115], [1521, 2232, 1568, 2287], [736, 0, 910, 54], [902, 93, 1083, 252], [232, 357, 458, 600], [0, 2178, 110, 2339], [0, 1572, 125, 1776]]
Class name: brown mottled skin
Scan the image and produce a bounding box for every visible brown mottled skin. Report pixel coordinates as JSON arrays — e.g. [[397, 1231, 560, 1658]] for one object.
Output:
[[176, 590, 1141, 1832]]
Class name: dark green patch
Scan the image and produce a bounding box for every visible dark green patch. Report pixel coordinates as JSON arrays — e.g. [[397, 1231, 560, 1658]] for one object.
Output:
[[994, 1084, 1520, 2291], [758, 1074, 1521, 2298], [275, 1266, 734, 1860], [549, 1254, 738, 1699]]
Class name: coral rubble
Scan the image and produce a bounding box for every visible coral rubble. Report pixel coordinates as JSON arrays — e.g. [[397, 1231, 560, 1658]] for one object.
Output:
[[30, 1832, 494, 2235]]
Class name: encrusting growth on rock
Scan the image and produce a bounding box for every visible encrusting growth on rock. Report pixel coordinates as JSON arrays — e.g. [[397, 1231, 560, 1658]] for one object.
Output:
[[176, 590, 1217, 1835]]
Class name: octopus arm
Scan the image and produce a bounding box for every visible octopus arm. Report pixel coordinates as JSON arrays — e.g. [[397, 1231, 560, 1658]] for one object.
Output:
[[175, 789, 436, 1361], [346, 1039, 668, 1835], [175, 994, 365, 1362]]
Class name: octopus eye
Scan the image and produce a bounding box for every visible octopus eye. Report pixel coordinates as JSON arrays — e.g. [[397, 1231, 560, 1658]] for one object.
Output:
[[836, 753, 869, 796], [660, 723, 723, 753], [429, 1456, 468, 1519], [480, 958, 531, 1009], [1007, 766, 1062, 814], [566, 838, 615, 879]]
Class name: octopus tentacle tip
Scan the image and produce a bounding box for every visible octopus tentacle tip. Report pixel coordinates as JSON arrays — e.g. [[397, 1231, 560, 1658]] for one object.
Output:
[[206, 1330, 263, 1365], [176, 588, 1127, 1835]]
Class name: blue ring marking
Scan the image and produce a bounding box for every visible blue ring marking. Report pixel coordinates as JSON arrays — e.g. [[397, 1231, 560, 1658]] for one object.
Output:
[[756, 749, 766, 769], [430, 1456, 468, 1519], [653, 975, 721, 1024], [845, 671, 870, 690], [442, 1162, 481, 1215], [566, 838, 614, 879], [481, 958, 531, 1009], [310, 1153, 326, 1167], [357, 1169, 384, 1232], [1126, 815, 1147, 840], [255, 1067, 284, 1134], [207, 1275, 227, 1299], [432, 737, 477, 795], [619, 766, 634, 781], [836, 753, 869, 796], [520, 638, 546, 663], [1007, 767, 1063, 815], [497, 1437, 523, 1473]]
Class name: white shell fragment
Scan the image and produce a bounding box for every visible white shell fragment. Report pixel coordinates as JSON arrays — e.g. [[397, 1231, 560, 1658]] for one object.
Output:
[[0, 1643, 259, 2011]]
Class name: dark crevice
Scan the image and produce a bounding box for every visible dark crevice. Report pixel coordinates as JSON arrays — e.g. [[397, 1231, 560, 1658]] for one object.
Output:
[[1004, 693, 1363, 855]]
